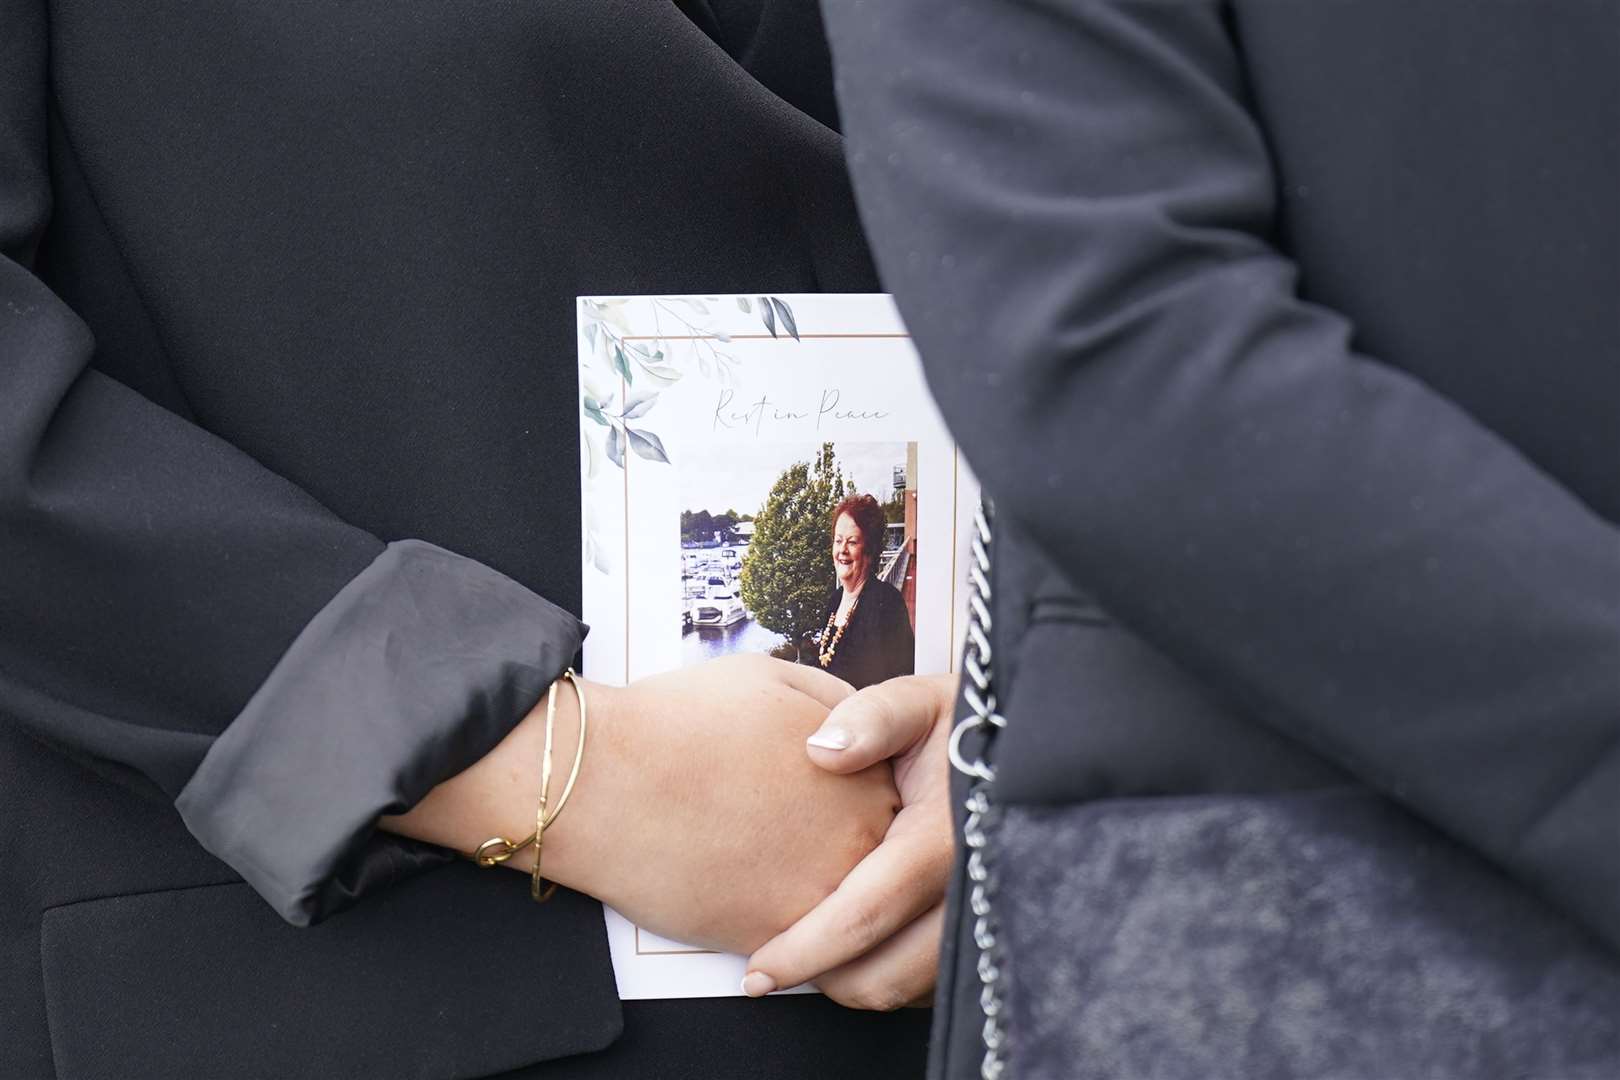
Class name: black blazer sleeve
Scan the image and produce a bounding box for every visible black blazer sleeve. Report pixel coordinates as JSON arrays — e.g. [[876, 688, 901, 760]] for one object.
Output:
[[0, 0, 582, 926], [821, 0, 1620, 945]]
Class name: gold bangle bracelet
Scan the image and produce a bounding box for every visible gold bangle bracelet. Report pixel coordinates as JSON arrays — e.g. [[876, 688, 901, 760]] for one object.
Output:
[[466, 669, 588, 906], [532, 669, 587, 901], [548, 670, 588, 823]]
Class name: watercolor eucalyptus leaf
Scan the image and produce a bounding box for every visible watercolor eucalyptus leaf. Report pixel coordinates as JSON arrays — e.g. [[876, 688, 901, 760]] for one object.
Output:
[[736, 296, 752, 313], [581, 367, 617, 411], [760, 297, 777, 338], [710, 329, 732, 343], [583, 322, 597, 349], [625, 427, 670, 464], [589, 299, 633, 333], [638, 361, 684, 384], [611, 343, 634, 384], [633, 353, 683, 388], [582, 399, 612, 427], [769, 297, 799, 341], [605, 424, 625, 469], [621, 385, 660, 419]]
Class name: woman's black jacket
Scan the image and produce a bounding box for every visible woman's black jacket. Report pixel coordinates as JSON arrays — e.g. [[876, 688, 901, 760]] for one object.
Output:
[[0, 2, 929, 1077], [821, 1, 1620, 1078]]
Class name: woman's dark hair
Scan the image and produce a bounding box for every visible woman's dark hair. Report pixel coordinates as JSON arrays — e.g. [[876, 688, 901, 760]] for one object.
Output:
[[831, 493, 887, 571]]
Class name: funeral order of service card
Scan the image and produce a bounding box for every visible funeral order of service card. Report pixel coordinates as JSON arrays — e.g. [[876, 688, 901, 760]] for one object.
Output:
[[577, 293, 977, 999]]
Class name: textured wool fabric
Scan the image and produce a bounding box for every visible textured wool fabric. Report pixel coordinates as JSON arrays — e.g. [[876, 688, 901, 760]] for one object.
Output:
[[818, 2, 1619, 1078], [995, 791, 1620, 1080], [824, 0, 1620, 939]]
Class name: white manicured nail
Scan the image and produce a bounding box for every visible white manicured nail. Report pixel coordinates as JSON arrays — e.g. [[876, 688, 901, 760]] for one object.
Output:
[[807, 726, 852, 750], [741, 971, 777, 997]]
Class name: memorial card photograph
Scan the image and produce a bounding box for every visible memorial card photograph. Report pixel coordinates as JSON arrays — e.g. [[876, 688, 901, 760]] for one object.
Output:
[[677, 440, 918, 687], [577, 294, 977, 999]]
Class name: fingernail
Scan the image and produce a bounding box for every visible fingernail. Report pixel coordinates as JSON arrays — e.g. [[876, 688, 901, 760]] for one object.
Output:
[[741, 971, 777, 997], [807, 726, 852, 750]]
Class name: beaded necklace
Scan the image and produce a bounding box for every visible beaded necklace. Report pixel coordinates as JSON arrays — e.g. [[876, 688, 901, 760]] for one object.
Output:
[[817, 588, 862, 668]]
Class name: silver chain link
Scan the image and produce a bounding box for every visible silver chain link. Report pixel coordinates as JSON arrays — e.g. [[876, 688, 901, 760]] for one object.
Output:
[[949, 502, 1007, 1080]]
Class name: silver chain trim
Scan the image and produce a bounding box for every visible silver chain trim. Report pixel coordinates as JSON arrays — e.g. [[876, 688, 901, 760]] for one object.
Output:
[[949, 502, 1007, 1080]]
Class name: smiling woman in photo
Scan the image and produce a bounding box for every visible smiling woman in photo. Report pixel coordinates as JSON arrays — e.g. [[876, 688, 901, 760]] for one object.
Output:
[[813, 494, 915, 691]]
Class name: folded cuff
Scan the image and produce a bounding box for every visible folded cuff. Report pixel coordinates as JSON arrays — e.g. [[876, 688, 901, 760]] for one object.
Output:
[[176, 539, 587, 926]]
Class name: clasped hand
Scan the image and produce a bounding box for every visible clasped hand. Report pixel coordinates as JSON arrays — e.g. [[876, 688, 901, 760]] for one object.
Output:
[[570, 659, 957, 1008], [743, 672, 958, 1010], [385, 656, 957, 1007]]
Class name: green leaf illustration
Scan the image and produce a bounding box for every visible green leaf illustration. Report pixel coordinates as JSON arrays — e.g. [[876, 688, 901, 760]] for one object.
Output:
[[769, 297, 800, 341], [625, 427, 670, 464], [583, 399, 612, 427], [737, 297, 753, 313], [612, 343, 634, 384], [634, 348, 683, 387], [605, 424, 625, 468], [621, 385, 659, 419]]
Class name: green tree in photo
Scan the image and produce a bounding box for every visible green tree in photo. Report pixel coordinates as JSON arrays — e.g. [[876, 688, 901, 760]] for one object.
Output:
[[739, 443, 853, 654]]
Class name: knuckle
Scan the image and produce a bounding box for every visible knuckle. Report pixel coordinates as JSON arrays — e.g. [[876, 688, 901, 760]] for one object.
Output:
[[860, 690, 897, 733], [841, 903, 885, 952]]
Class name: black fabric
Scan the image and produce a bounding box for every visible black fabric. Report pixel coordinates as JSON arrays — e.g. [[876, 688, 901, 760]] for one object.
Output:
[[40, 876, 621, 1080], [530, 999, 930, 1080], [175, 540, 586, 927], [679, 0, 844, 133], [819, 1, 1620, 1077], [999, 555, 1352, 802], [823, 0, 1619, 939], [996, 790, 1620, 1080], [0, 0, 925, 1075], [813, 576, 915, 689]]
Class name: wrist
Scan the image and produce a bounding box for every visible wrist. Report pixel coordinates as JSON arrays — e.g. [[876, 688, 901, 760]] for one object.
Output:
[[526, 677, 624, 897], [377, 674, 625, 901]]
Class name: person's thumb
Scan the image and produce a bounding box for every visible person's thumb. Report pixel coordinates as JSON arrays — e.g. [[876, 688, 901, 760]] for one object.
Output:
[[804, 674, 953, 773]]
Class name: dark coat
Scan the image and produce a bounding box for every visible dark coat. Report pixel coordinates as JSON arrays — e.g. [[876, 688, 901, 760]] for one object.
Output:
[[813, 575, 915, 690], [0, 1, 930, 1076], [820, 1, 1620, 1077]]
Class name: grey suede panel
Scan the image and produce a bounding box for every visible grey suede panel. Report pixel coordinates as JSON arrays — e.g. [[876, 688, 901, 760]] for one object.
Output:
[[176, 539, 586, 927], [997, 789, 1620, 1080]]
